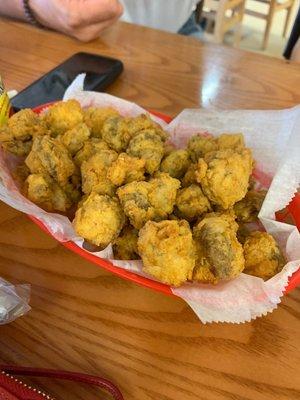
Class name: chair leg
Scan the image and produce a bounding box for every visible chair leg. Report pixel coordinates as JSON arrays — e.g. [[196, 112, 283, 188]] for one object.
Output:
[[233, 21, 242, 47], [262, 1, 275, 50], [283, 5, 294, 38], [214, 28, 224, 43], [214, 0, 226, 44], [233, 1, 245, 48]]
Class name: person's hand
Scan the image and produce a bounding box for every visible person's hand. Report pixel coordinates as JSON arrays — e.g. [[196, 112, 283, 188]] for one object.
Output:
[[30, 0, 123, 41]]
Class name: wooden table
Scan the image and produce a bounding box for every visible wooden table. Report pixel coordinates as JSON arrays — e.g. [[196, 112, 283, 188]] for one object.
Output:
[[0, 18, 299, 400]]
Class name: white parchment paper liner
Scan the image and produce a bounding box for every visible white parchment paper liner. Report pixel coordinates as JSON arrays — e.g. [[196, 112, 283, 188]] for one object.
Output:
[[0, 74, 299, 324]]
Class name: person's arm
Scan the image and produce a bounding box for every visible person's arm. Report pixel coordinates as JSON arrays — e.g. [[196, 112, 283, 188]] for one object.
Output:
[[0, 0, 123, 42], [0, 0, 26, 20]]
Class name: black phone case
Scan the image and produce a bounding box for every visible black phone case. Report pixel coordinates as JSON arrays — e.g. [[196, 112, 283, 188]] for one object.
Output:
[[11, 52, 123, 110]]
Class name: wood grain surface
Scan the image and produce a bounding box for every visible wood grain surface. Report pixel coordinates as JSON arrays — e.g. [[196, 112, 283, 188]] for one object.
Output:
[[0, 18, 299, 400]]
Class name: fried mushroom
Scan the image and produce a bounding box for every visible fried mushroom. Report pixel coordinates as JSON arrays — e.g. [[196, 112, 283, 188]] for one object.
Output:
[[61, 123, 91, 155], [196, 148, 253, 209], [193, 212, 245, 283], [126, 130, 164, 175], [160, 149, 190, 179], [113, 225, 139, 260], [25, 173, 71, 212], [30, 136, 75, 186], [175, 184, 211, 221], [107, 153, 146, 186], [138, 220, 196, 286], [234, 189, 267, 223], [117, 173, 180, 229], [43, 100, 83, 137], [73, 193, 125, 249], [243, 231, 285, 280], [84, 107, 120, 138], [81, 149, 118, 196]]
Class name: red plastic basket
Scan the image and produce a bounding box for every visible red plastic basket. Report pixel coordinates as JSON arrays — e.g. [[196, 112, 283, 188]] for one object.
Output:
[[27, 104, 299, 296]]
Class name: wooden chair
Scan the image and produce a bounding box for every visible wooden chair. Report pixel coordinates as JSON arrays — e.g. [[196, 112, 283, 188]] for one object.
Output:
[[245, 0, 297, 50], [202, 0, 246, 46]]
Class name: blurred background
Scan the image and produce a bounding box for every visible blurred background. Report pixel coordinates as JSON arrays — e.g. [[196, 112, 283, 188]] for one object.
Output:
[[190, 0, 300, 58]]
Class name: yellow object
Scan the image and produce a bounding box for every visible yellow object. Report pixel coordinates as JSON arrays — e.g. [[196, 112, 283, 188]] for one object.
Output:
[[0, 77, 10, 126]]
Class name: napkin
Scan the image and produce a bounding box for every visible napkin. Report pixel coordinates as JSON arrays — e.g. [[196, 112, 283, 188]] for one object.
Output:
[[0, 74, 299, 324]]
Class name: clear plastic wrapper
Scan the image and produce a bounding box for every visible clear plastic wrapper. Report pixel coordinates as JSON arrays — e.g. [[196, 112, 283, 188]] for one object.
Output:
[[0, 278, 30, 325]]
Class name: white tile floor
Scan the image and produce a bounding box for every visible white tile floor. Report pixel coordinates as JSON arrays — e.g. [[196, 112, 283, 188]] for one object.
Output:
[[206, 0, 299, 59]]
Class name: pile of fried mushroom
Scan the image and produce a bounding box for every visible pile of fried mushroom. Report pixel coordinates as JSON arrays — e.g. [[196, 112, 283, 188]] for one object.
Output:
[[0, 100, 286, 286]]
